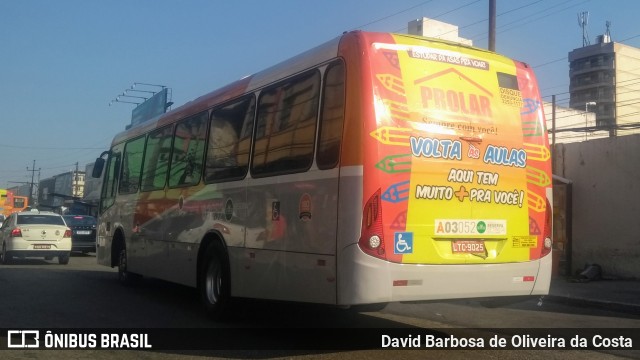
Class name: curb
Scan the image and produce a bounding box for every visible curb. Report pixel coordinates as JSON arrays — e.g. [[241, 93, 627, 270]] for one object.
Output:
[[545, 295, 640, 315]]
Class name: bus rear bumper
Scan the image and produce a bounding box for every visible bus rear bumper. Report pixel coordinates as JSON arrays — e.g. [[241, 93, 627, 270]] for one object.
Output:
[[337, 243, 552, 305]]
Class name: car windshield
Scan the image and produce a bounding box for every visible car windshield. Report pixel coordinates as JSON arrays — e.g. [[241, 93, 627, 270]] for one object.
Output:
[[17, 215, 65, 226], [63, 215, 96, 226]]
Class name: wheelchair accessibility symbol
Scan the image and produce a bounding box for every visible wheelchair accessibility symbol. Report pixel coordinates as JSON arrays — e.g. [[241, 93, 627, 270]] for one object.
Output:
[[394, 232, 413, 254]]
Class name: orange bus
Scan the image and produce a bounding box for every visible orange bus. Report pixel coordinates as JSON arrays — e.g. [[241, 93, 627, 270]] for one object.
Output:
[[92, 31, 552, 319], [0, 189, 29, 218]]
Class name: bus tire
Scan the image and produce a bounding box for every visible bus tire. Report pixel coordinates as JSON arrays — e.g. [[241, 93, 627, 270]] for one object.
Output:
[[200, 243, 231, 321]]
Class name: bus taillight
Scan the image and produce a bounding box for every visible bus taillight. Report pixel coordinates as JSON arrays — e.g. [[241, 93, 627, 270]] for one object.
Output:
[[541, 198, 553, 257], [359, 190, 386, 259]]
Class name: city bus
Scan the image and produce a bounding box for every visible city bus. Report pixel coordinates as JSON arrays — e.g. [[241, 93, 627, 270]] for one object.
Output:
[[0, 189, 29, 218], [92, 31, 552, 319]]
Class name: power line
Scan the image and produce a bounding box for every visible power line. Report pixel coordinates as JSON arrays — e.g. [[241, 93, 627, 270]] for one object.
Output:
[[433, 0, 545, 39], [550, 121, 640, 133], [471, 0, 586, 42]]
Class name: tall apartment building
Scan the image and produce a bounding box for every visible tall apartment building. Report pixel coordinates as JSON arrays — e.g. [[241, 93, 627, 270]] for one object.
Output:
[[568, 33, 640, 136]]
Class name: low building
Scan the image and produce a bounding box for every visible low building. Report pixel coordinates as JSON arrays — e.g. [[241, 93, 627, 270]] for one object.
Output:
[[543, 101, 608, 143], [407, 17, 472, 45], [38, 170, 86, 212]]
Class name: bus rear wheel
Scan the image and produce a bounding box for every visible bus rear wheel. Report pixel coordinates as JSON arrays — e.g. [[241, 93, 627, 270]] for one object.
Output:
[[200, 243, 231, 320]]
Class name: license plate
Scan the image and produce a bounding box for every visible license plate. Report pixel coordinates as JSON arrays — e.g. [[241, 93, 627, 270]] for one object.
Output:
[[452, 240, 485, 253], [76, 230, 91, 235], [33, 244, 51, 250]]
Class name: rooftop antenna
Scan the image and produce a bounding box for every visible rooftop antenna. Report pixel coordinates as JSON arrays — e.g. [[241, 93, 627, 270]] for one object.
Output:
[[604, 20, 612, 42], [578, 11, 590, 47]]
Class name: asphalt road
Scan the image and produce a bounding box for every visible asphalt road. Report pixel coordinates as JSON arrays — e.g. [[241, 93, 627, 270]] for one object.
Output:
[[0, 254, 638, 359]]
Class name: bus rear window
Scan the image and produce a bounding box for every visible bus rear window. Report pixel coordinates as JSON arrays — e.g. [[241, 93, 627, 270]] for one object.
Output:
[[13, 198, 25, 208]]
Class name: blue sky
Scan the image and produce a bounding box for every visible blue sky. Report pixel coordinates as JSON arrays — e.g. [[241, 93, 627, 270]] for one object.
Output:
[[0, 0, 637, 189]]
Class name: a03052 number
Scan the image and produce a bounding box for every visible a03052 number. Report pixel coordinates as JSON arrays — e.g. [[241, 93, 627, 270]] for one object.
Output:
[[434, 219, 506, 235]]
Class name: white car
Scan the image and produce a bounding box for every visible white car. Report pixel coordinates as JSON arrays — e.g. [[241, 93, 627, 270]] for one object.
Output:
[[0, 210, 72, 264]]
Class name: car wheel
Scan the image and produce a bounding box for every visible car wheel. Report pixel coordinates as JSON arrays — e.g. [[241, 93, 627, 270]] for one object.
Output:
[[1, 243, 11, 265], [200, 243, 231, 320], [58, 253, 70, 265]]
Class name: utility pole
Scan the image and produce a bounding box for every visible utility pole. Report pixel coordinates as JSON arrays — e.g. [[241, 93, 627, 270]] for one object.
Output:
[[74, 162, 79, 198], [551, 95, 556, 173], [551, 95, 556, 145], [27, 160, 40, 207], [488, 0, 496, 51]]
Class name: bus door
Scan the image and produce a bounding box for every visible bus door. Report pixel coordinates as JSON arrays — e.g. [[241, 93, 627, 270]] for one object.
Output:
[[136, 124, 179, 282], [96, 143, 123, 267], [116, 136, 147, 273]]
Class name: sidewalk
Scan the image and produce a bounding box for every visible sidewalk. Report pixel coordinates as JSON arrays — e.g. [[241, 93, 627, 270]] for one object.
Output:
[[546, 276, 640, 314]]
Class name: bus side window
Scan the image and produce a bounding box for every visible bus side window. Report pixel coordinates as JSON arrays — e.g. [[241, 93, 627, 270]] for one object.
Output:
[[205, 95, 255, 183], [168, 111, 208, 187], [251, 70, 320, 177], [317, 60, 345, 169], [141, 125, 174, 192], [119, 136, 146, 194]]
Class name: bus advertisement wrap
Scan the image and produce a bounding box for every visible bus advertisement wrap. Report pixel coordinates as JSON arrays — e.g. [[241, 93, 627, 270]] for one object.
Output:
[[364, 36, 551, 266]]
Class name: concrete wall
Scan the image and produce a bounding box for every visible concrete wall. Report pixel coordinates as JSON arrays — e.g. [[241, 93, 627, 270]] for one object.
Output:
[[553, 134, 640, 279]]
